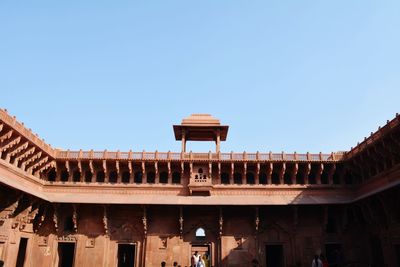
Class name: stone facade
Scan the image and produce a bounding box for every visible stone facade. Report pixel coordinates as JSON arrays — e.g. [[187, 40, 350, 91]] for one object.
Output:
[[0, 111, 400, 267]]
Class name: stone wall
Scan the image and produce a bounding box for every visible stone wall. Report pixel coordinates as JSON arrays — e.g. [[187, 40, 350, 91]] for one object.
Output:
[[1, 186, 400, 267]]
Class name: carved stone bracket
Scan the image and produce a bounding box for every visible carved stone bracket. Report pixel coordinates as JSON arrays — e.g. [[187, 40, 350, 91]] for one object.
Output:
[[255, 207, 260, 233], [181, 161, 184, 175], [103, 205, 109, 235], [36, 206, 47, 232], [89, 160, 94, 175], [7, 193, 23, 219], [142, 206, 148, 237], [219, 207, 223, 238], [179, 206, 184, 239], [18, 202, 40, 231], [72, 204, 78, 232], [53, 204, 58, 231]]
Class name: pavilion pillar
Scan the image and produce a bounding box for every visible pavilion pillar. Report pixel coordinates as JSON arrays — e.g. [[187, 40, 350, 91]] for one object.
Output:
[[216, 130, 221, 153], [181, 130, 186, 153]]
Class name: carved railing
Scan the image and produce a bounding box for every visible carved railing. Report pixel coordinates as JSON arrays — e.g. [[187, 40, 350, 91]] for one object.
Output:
[[55, 150, 344, 162], [345, 113, 400, 158], [2, 108, 399, 164]]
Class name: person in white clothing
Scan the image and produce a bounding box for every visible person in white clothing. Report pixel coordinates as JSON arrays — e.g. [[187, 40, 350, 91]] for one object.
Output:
[[191, 251, 200, 267], [197, 254, 205, 267], [311, 255, 323, 267]]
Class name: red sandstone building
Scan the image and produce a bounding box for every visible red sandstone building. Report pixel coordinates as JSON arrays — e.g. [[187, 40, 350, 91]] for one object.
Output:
[[0, 109, 399, 267]]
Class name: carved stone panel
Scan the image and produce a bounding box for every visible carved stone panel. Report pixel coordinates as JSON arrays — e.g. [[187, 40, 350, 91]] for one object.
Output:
[[38, 236, 48, 246], [159, 236, 167, 249], [85, 237, 95, 248]]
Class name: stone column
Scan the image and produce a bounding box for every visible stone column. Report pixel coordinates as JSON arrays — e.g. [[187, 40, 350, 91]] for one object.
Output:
[[182, 130, 186, 153], [216, 130, 221, 153]]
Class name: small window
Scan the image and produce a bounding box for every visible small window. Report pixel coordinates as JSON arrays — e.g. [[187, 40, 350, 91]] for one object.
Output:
[[195, 227, 206, 238], [198, 168, 203, 174]]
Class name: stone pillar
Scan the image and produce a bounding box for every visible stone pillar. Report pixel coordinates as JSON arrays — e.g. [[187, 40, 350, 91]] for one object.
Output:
[[216, 130, 221, 153], [230, 162, 234, 184], [182, 130, 186, 153]]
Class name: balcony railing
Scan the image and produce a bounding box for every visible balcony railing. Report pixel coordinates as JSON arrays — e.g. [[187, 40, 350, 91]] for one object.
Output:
[[55, 150, 344, 162]]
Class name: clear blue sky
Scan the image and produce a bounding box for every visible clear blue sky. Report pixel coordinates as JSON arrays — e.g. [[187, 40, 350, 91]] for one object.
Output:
[[1, 1, 399, 153]]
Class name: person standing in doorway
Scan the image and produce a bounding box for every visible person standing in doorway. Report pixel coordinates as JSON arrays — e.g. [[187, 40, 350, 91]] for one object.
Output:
[[312, 255, 323, 267], [191, 251, 200, 267], [197, 254, 206, 267], [202, 252, 210, 267]]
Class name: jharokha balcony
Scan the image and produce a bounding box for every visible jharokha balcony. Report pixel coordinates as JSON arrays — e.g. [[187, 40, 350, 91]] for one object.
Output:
[[1, 109, 400, 205]]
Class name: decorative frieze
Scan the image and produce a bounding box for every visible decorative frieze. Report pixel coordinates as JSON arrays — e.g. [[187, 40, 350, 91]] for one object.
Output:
[[57, 235, 77, 242]]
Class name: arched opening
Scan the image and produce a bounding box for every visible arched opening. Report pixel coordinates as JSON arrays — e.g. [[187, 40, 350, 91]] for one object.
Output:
[[122, 171, 130, 183], [147, 171, 155, 184], [221, 172, 229, 184], [259, 172, 267, 185], [85, 171, 92, 183], [134, 172, 142, 183], [159, 171, 168, 183], [47, 168, 56, 182], [109, 171, 118, 183], [296, 166, 305, 185], [96, 171, 105, 183], [308, 167, 317, 184], [321, 169, 329, 184], [271, 172, 279, 185], [195, 227, 206, 239], [234, 172, 242, 184], [172, 172, 181, 184], [61, 170, 69, 182], [73, 170, 81, 182], [246, 172, 255, 184], [283, 164, 295, 184]]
